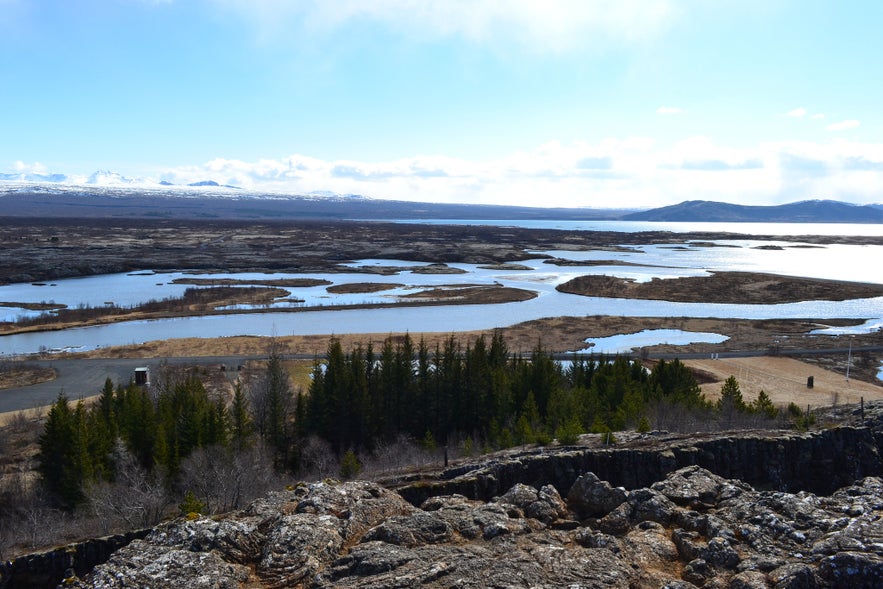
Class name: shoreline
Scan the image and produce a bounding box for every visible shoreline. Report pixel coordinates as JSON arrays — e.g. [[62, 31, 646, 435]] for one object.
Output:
[[0, 285, 536, 337]]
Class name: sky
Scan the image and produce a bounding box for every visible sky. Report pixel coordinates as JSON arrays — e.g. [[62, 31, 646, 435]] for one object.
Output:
[[2, 0, 883, 208]]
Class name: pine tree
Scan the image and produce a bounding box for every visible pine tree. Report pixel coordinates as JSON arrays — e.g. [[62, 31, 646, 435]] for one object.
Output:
[[717, 376, 746, 427], [230, 381, 254, 449], [750, 390, 779, 419], [117, 383, 158, 470], [650, 358, 706, 407], [38, 394, 90, 509], [89, 378, 118, 480], [264, 345, 293, 464], [555, 415, 583, 445]]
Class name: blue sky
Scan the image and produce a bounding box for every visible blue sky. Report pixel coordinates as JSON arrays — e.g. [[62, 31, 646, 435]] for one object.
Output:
[[2, 0, 882, 208]]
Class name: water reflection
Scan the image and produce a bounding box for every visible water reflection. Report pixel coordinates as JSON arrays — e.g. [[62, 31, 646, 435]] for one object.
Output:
[[573, 329, 729, 355], [3, 233, 883, 355]]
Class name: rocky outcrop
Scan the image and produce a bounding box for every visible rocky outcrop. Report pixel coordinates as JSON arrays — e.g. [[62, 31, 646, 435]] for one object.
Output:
[[4, 426, 881, 588], [62, 464, 883, 588], [0, 530, 149, 589], [397, 426, 881, 505]]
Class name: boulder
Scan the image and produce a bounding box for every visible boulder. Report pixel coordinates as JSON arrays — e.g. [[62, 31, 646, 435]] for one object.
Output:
[[567, 472, 628, 518], [819, 551, 883, 589], [652, 465, 732, 508]]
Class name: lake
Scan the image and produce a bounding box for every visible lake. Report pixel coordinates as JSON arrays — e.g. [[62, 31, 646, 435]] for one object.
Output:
[[2, 221, 882, 355], [384, 219, 883, 236]]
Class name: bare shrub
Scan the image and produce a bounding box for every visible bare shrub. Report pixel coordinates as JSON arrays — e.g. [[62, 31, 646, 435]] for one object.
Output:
[[177, 443, 280, 515], [296, 435, 339, 480], [0, 468, 61, 554], [644, 400, 716, 433], [28, 402, 46, 422], [360, 435, 443, 479], [87, 442, 170, 532], [8, 410, 32, 433]]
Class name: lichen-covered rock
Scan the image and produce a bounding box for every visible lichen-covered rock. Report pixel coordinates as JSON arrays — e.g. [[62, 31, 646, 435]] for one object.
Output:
[[362, 511, 454, 547], [567, 471, 628, 518], [682, 557, 714, 585], [628, 487, 677, 526], [818, 551, 883, 588], [768, 562, 820, 589], [67, 461, 883, 589], [652, 464, 738, 508], [325, 535, 638, 588], [597, 501, 633, 535], [728, 570, 768, 589], [701, 536, 741, 569], [146, 515, 265, 564], [73, 542, 250, 589], [494, 481, 568, 524]]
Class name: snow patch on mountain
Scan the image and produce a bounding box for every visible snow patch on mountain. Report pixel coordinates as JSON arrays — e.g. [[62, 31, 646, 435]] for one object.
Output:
[[0, 168, 371, 202]]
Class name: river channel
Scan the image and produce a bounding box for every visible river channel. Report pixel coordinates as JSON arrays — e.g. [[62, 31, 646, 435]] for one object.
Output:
[[2, 229, 883, 355]]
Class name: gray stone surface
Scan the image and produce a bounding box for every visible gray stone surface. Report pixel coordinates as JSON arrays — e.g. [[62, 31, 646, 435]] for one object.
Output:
[[65, 464, 883, 588]]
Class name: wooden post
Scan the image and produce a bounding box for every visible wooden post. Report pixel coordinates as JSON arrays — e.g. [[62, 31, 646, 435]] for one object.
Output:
[[861, 397, 865, 426]]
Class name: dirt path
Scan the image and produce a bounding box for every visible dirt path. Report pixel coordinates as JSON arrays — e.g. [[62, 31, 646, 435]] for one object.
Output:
[[686, 356, 883, 407]]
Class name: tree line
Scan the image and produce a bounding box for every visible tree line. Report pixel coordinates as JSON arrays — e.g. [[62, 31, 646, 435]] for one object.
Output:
[[38, 371, 236, 510], [35, 332, 787, 515], [302, 332, 783, 454]]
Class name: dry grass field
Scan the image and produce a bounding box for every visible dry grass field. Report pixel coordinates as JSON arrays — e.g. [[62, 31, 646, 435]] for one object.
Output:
[[687, 356, 883, 407]]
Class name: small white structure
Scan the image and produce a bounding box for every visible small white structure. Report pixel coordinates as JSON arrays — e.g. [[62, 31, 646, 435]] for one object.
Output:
[[134, 367, 150, 387]]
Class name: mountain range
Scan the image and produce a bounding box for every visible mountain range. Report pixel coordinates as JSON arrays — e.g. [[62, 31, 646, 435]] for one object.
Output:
[[1, 173, 882, 222], [623, 199, 883, 223], [0, 170, 240, 190]]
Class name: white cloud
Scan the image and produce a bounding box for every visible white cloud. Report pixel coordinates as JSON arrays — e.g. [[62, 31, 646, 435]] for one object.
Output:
[[811, 113, 825, 120], [211, 0, 681, 52], [144, 137, 883, 208], [656, 106, 683, 115], [786, 107, 807, 118], [13, 160, 48, 174], [827, 120, 860, 131]]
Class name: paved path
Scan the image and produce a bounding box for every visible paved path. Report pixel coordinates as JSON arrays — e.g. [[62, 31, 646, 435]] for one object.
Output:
[[0, 356, 263, 414]]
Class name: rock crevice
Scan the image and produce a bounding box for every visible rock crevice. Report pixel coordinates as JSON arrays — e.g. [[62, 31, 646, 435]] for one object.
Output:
[[65, 460, 883, 588]]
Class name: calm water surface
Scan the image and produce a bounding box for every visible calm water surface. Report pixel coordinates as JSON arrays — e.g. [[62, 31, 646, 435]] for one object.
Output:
[[2, 222, 882, 355], [390, 219, 883, 236]]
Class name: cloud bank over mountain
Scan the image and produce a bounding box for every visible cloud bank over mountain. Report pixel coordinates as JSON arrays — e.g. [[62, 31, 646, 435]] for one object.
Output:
[[6, 136, 883, 208]]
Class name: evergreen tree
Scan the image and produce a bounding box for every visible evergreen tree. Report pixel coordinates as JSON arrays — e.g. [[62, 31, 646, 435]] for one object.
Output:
[[414, 337, 434, 438], [264, 346, 294, 464], [230, 381, 254, 449], [649, 358, 706, 407], [155, 372, 212, 474], [750, 390, 779, 419], [38, 394, 89, 509], [555, 414, 583, 445], [88, 378, 118, 480], [116, 383, 158, 470], [717, 375, 747, 427]]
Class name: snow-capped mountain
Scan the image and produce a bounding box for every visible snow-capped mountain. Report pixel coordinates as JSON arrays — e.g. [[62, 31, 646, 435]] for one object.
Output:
[[0, 168, 245, 192], [0, 171, 68, 183], [86, 170, 143, 186], [307, 190, 368, 200], [0, 168, 374, 202]]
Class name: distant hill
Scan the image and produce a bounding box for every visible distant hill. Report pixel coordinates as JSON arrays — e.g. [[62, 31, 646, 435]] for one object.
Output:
[[0, 185, 631, 221], [3, 182, 881, 223], [623, 199, 883, 223]]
